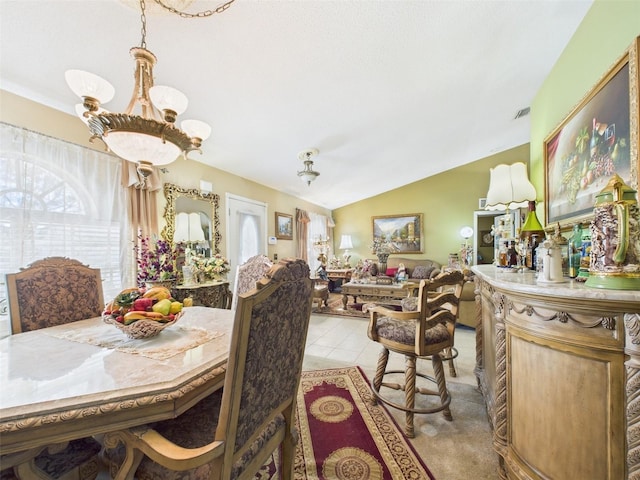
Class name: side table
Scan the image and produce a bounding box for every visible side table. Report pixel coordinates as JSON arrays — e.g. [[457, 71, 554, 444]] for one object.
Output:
[[326, 268, 353, 292], [172, 281, 231, 309]]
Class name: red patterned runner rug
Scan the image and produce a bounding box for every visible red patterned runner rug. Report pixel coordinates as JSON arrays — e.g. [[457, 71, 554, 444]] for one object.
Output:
[[257, 366, 435, 480]]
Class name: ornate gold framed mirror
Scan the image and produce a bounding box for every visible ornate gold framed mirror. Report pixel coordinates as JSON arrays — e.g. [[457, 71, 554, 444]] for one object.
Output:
[[161, 183, 221, 255]]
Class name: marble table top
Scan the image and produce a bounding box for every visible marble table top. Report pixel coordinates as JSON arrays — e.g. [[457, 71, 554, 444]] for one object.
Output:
[[0, 306, 233, 454], [472, 265, 640, 303]]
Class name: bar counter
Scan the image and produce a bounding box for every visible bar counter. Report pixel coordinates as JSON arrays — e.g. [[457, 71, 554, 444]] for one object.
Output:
[[471, 265, 640, 480]]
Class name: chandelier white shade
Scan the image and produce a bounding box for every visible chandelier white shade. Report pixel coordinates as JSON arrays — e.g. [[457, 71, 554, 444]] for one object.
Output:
[[65, 1, 213, 173], [485, 162, 537, 211]]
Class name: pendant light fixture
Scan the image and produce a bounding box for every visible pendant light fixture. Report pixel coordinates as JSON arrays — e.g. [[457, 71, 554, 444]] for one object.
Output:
[[66, 0, 235, 177], [297, 149, 320, 186]]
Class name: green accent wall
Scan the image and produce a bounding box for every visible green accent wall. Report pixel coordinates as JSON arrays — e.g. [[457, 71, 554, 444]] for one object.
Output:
[[333, 144, 530, 266], [530, 0, 640, 223]]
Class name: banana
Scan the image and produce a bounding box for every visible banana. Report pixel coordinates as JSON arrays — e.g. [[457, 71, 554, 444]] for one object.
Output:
[[123, 310, 169, 324], [142, 286, 172, 300], [123, 311, 150, 325]]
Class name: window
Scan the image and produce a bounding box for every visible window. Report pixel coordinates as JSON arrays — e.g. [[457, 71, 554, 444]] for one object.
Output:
[[0, 123, 131, 304], [306, 211, 329, 273]]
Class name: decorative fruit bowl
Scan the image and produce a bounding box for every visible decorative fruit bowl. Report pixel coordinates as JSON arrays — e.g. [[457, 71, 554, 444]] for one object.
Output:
[[103, 286, 184, 339], [103, 312, 180, 339]]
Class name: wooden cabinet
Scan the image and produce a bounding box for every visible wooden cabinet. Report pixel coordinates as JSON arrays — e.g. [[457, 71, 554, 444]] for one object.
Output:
[[172, 281, 231, 309], [472, 265, 640, 479]]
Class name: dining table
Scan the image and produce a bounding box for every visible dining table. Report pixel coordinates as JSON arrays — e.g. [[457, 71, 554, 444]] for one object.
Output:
[[0, 306, 233, 456]]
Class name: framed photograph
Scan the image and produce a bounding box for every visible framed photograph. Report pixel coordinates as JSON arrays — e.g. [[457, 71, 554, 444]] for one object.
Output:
[[372, 213, 423, 254], [544, 36, 639, 227], [275, 212, 293, 240]]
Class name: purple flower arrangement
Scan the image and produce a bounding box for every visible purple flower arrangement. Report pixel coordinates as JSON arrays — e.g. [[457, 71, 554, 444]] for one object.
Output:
[[134, 236, 182, 287]]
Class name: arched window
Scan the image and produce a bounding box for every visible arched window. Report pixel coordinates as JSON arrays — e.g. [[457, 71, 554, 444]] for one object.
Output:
[[0, 123, 131, 305]]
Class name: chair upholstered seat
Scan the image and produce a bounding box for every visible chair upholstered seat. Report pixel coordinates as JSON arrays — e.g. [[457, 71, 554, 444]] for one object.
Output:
[[375, 316, 451, 345], [1, 437, 102, 480], [105, 390, 288, 480]]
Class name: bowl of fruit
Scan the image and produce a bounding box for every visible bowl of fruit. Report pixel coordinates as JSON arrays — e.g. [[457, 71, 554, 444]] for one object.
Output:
[[103, 286, 183, 339]]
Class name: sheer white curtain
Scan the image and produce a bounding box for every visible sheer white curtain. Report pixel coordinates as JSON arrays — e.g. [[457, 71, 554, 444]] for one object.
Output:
[[306, 211, 329, 274], [0, 122, 132, 302]]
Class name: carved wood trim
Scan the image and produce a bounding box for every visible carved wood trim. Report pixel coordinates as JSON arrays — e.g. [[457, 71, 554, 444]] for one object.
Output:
[[0, 365, 226, 435], [509, 301, 617, 330], [626, 313, 640, 479]]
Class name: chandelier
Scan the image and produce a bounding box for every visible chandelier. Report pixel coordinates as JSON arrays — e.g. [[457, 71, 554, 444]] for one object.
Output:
[[297, 149, 320, 186], [66, 0, 235, 177]]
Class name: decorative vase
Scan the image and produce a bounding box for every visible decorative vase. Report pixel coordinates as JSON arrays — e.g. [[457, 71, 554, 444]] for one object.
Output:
[[376, 253, 389, 276]]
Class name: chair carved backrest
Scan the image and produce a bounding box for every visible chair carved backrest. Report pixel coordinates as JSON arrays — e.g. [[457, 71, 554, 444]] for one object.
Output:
[[104, 258, 314, 479], [230, 254, 273, 311], [414, 270, 465, 356], [218, 258, 313, 475], [6, 257, 104, 334]]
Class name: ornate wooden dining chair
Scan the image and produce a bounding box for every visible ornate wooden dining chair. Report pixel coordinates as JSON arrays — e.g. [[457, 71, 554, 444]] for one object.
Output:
[[2, 257, 104, 479], [103, 258, 314, 480], [6, 256, 105, 334], [367, 270, 465, 437], [0, 257, 104, 479], [229, 254, 273, 311]]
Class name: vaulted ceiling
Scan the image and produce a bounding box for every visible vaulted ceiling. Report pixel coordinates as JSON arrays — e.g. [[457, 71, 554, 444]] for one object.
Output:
[[0, 0, 593, 209]]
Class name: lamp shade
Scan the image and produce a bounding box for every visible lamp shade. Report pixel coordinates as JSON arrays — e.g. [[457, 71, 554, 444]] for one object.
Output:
[[485, 162, 536, 211], [339, 235, 354, 250], [181, 119, 212, 141], [65, 69, 115, 104], [149, 85, 189, 116]]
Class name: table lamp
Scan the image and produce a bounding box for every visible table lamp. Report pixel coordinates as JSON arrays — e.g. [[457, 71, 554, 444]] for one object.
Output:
[[339, 234, 354, 267]]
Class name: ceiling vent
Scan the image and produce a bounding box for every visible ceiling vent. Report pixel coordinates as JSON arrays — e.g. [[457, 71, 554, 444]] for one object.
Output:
[[514, 107, 530, 119]]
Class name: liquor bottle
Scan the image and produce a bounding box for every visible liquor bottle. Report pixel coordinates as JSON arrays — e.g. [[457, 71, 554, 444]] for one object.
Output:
[[507, 241, 518, 267], [568, 223, 583, 278], [520, 201, 546, 241], [498, 241, 508, 267]]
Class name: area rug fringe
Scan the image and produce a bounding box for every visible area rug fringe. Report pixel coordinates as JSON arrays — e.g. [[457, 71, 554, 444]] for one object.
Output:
[[258, 366, 435, 480]]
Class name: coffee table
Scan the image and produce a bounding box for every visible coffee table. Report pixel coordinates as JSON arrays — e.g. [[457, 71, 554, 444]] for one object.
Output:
[[341, 281, 418, 309]]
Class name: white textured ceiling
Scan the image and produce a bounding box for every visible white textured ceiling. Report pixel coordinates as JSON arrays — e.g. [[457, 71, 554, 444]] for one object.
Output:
[[0, 0, 593, 209]]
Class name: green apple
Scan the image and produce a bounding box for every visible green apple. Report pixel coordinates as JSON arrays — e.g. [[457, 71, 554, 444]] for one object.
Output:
[[152, 298, 172, 316]]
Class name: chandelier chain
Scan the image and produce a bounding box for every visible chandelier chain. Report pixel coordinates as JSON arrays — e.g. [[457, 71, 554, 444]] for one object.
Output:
[[152, 0, 236, 18], [140, 0, 148, 48]]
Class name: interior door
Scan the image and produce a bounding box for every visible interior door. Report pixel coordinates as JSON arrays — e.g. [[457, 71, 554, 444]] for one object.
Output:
[[225, 193, 268, 289]]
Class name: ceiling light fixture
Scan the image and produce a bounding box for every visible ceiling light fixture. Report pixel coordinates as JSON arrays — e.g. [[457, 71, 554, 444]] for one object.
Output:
[[297, 149, 320, 186], [66, 0, 235, 177]]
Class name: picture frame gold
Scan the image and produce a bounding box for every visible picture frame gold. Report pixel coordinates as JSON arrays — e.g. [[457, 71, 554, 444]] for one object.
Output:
[[275, 212, 293, 240], [544, 35, 639, 228], [372, 213, 423, 254]]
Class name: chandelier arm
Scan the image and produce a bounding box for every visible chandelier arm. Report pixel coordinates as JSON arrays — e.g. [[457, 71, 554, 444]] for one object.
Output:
[[152, 0, 236, 18]]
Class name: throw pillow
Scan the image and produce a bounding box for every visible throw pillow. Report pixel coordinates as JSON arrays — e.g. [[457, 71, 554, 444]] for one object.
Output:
[[412, 265, 434, 279]]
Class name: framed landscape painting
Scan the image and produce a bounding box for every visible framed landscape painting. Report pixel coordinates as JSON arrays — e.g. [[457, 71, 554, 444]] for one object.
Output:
[[275, 212, 293, 240], [372, 213, 423, 254], [544, 36, 639, 227]]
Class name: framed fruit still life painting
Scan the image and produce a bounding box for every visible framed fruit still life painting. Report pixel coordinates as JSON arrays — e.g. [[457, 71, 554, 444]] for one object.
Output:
[[544, 36, 639, 227]]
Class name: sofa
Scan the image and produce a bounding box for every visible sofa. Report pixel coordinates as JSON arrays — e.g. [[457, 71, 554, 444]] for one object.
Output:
[[370, 257, 442, 281]]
